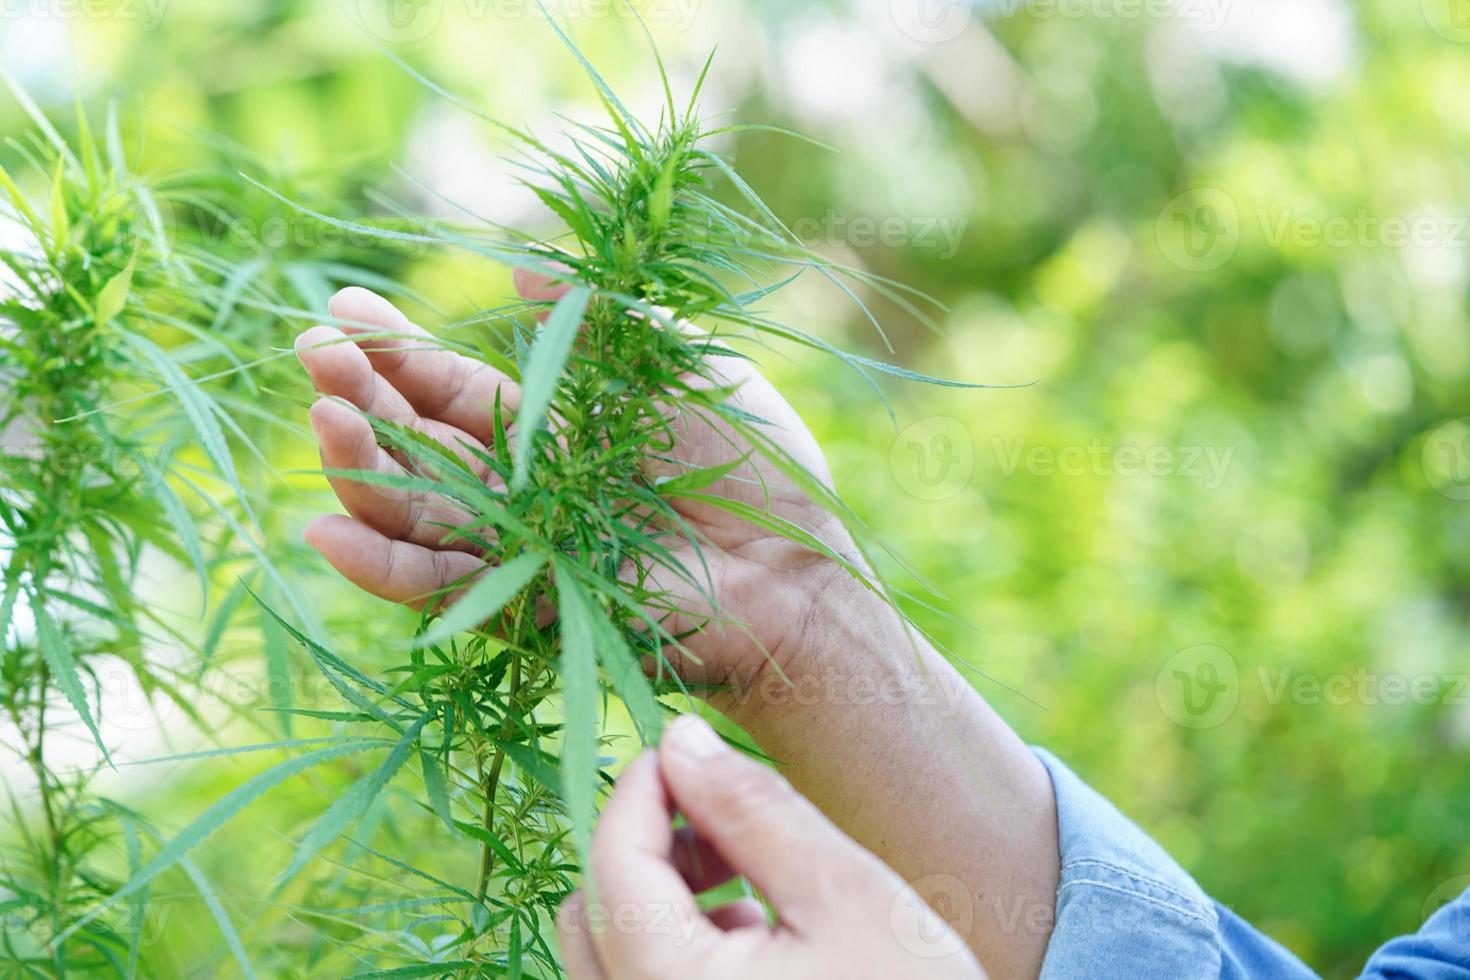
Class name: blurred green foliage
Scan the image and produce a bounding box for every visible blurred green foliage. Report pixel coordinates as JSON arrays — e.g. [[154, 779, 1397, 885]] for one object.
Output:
[[3, 0, 1469, 976]]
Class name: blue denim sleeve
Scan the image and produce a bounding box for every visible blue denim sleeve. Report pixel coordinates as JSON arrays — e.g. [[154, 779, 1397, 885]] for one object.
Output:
[[1034, 749, 1470, 979], [1358, 889, 1470, 979], [1033, 748, 1317, 979]]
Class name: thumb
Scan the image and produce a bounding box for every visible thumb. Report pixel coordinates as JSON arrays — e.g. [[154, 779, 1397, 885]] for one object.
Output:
[[657, 715, 895, 932]]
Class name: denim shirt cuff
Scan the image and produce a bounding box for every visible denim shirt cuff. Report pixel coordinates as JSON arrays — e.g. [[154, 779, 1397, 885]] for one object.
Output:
[[1032, 747, 1225, 979]]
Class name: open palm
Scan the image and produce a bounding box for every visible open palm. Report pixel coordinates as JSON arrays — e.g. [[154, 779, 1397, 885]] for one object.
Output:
[[296, 282, 855, 698]]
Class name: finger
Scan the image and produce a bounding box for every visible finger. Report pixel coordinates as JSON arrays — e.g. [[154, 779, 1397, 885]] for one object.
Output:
[[670, 825, 740, 894], [310, 398, 477, 553], [296, 327, 490, 476], [591, 752, 717, 976], [296, 326, 419, 422], [304, 514, 484, 610], [514, 265, 574, 304], [556, 893, 609, 980], [705, 898, 769, 933], [327, 287, 517, 441], [658, 715, 891, 933]]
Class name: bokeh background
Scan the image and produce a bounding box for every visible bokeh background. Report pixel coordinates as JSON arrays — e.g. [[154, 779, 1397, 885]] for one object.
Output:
[[3, 0, 1470, 975]]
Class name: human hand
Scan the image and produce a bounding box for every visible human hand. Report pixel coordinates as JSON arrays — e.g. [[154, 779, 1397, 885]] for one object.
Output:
[[556, 715, 988, 980], [295, 283, 861, 699], [295, 287, 1060, 978]]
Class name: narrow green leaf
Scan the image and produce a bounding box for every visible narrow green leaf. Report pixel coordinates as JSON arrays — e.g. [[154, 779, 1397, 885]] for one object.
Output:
[[649, 153, 678, 235], [255, 599, 399, 725], [416, 550, 547, 648], [420, 744, 454, 832], [32, 595, 109, 764], [511, 285, 590, 490], [453, 818, 521, 872], [115, 814, 147, 979], [179, 856, 257, 980], [48, 160, 68, 257], [509, 916, 523, 980], [0, 162, 42, 235], [345, 964, 476, 979], [209, 255, 268, 332], [840, 349, 1006, 389], [663, 489, 891, 604], [369, 414, 482, 482], [181, 475, 321, 639], [552, 557, 602, 880], [526, 182, 593, 241], [105, 98, 127, 175], [594, 612, 664, 745], [278, 711, 434, 886], [561, 569, 663, 744], [56, 739, 386, 945], [494, 741, 562, 797], [539, 6, 641, 135], [0, 65, 80, 168], [654, 454, 750, 496], [687, 47, 717, 118], [124, 333, 253, 526], [199, 576, 250, 673], [140, 456, 207, 608], [121, 736, 392, 768], [259, 601, 294, 737], [95, 256, 136, 327], [0, 571, 19, 647], [74, 98, 100, 194]]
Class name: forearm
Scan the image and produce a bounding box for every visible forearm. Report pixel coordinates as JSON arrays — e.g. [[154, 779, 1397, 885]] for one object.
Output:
[[716, 572, 1061, 980]]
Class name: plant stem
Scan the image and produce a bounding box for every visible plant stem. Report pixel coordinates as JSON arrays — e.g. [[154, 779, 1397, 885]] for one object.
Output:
[[477, 632, 525, 902]]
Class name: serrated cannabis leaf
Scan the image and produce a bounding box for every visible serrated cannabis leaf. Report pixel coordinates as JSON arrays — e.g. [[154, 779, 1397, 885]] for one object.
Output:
[[511, 285, 591, 490], [552, 556, 601, 881], [416, 551, 548, 648], [57, 740, 386, 945], [32, 596, 110, 763], [277, 711, 434, 886]]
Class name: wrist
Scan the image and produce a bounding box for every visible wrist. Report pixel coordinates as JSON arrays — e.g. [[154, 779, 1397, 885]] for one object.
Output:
[[717, 559, 941, 737]]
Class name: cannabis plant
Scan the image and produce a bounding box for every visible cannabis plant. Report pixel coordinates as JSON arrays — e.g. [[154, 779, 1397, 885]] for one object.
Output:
[[0, 86, 267, 971], [48, 23, 970, 977], [0, 78, 422, 973]]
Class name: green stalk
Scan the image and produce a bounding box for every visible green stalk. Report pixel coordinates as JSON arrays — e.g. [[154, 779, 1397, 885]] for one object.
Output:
[[478, 652, 520, 901]]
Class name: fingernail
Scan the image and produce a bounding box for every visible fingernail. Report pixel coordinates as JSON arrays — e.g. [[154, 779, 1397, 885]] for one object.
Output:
[[665, 714, 727, 759]]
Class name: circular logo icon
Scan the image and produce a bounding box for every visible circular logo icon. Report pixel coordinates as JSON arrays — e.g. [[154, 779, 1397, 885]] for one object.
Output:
[[1423, 876, 1470, 947], [891, 875, 973, 960], [96, 644, 189, 734], [890, 416, 974, 501], [1424, 0, 1470, 43], [1424, 418, 1470, 501], [889, 0, 973, 44], [105, 186, 178, 261], [1156, 188, 1240, 272], [1156, 645, 1239, 730], [355, 0, 444, 44]]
